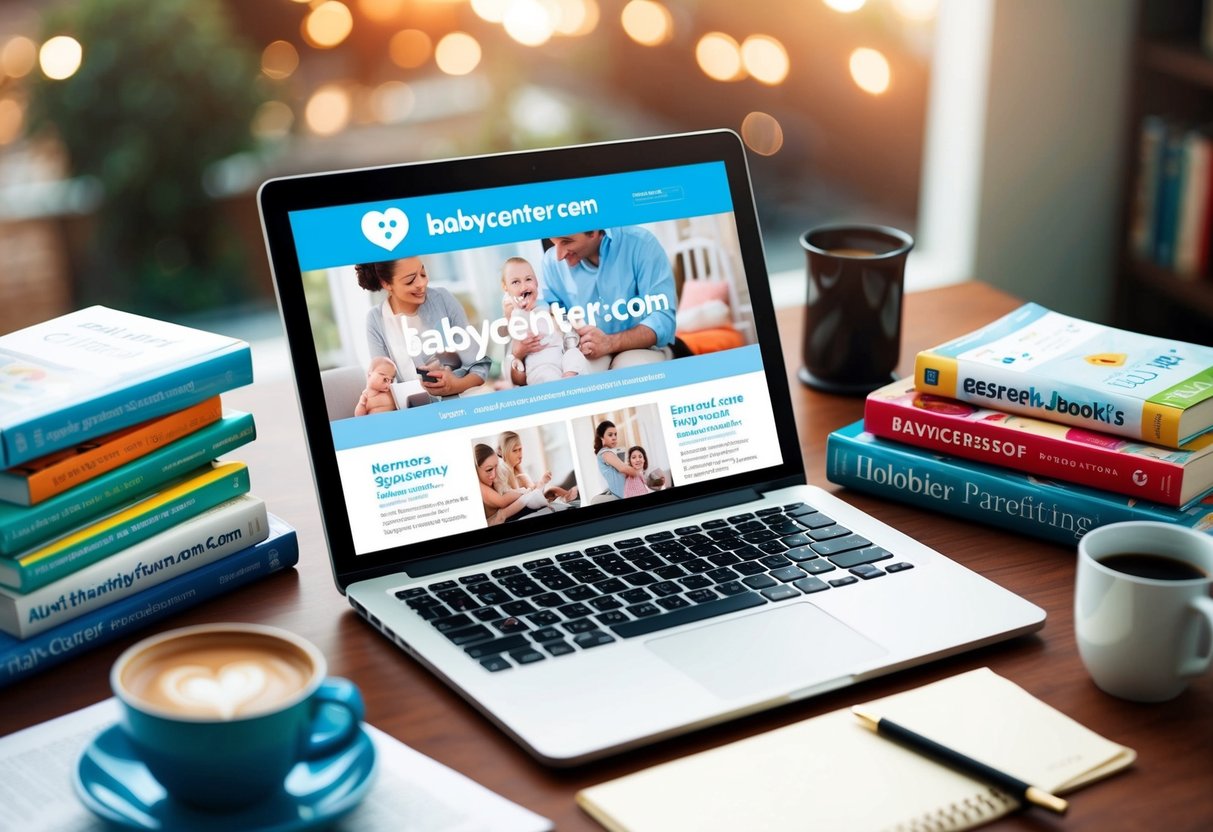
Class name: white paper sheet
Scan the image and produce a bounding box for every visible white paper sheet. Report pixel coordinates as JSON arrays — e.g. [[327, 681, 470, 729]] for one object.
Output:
[[0, 699, 552, 832]]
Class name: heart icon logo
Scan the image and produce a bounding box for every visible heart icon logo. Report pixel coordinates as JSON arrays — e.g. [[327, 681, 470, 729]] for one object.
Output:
[[361, 208, 409, 252], [160, 662, 268, 719]]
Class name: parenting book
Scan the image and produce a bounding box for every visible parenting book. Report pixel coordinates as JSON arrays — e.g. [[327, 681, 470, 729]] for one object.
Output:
[[0, 396, 223, 506], [864, 379, 1213, 507], [826, 420, 1213, 547], [0, 494, 269, 639], [0, 461, 250, 593], [0, 306, 252, 468], [914, 303, 1213, 448]]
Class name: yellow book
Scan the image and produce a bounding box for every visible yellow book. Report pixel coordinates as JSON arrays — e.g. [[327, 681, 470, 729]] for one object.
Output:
[[577, 668, 1135, 832]]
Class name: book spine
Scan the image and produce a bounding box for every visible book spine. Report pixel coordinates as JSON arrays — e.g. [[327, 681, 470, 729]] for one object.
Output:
[[1174, 131, 1212, 279], [863, 397, 1183, 505], [1153, 128, 1186, 269], [1130, 116, 1167, 260], [825, 424, 1208, 547], [1, 343, 252, 468], [0, 516, 297, 688], [1, 462, 251, 593], [0, 411, 256, 556], [0, 495, 269, 639], [0, 397, 224, 507]]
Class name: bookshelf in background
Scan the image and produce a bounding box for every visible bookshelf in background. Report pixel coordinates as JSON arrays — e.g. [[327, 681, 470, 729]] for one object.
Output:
[[1117, 0, 1213, 344]]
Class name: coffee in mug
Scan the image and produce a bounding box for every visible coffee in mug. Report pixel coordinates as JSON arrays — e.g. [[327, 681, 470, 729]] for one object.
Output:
[[1075, 522, 1213, 702], [111, 623, 365, 810]]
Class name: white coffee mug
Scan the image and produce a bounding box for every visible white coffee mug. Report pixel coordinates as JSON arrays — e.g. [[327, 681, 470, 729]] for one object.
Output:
[[1075, 522, 1213, 702]]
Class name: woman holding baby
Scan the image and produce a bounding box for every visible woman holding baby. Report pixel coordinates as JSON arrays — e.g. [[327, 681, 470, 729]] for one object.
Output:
[[594, 420, 654, 499], [496, 431, 578, 505]]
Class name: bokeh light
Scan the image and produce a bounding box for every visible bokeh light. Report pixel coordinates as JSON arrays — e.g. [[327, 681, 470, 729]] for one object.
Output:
[[39, 36, 83, 81], [740, 35, 789, 85], [504, 0, 557, 47], [823, 0, 866, 12], [252, 100, 295, 140], [261, 40, 299, 80], [554, 0, 598, 36], [695, 33, 744, 82], [305, 84, 352, 135], [849, 47, 891, 94], [740, 111, 783, 156], [471, 0, 509, 23], [390, 29, 432, 69], [621, 0, 673, 47], [435, 32, 482, 75], [358, 0, 409, 23], [1, 37, 37, 79], [303, 1, 354, 49], [892, 0, 939, 22], [371, 80, 416, 123], [0, 97, 23, 145]]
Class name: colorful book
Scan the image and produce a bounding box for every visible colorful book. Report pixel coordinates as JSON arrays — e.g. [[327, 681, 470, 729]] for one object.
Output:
[[0, 514, 297, 687], [0, 396, 223, 506], [0, 461, 251, 593], [0, 306, 252, 468], [864, 379, 1213, 508], [1152, 125, 1187, 268], [0, 494, 269, 638], [826, 420, 1213, 547], [914, 303, 1213, 448], [0, 410, 255, 556], [1174, 128, 1213, 280], [1130, 115, 1167, 260]]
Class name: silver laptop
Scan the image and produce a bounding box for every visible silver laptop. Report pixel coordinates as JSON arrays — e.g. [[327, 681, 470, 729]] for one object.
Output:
[[258, 130, 1043, 766]]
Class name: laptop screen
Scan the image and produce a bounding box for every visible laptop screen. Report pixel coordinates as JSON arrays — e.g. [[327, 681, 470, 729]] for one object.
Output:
[[263, 133, 803, 580]]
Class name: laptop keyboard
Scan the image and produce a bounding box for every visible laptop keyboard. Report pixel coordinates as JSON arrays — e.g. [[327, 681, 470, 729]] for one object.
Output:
[[395, 502, 915, 673]]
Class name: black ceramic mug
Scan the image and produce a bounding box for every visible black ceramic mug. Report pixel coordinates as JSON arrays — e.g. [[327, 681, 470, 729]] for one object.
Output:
[[799, 224, 914, 395]]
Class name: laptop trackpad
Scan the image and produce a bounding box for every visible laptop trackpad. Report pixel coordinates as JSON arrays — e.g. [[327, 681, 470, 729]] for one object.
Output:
[[645, 603, 886, 700]]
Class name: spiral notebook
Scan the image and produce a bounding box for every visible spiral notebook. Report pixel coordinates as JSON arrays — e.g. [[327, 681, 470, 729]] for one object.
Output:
[[577, 668, 1135, 832]]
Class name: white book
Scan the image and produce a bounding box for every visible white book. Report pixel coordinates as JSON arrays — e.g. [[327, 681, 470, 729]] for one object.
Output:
[[0, 495, 268, 639]]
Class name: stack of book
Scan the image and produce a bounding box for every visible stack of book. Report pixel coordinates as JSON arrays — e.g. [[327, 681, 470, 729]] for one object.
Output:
[[0, 307, 299, 686], [827, 303, 1213, 546]]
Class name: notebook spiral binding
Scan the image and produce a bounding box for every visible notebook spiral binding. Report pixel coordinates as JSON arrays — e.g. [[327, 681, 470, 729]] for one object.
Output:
[[893, 787, 1018, 832]]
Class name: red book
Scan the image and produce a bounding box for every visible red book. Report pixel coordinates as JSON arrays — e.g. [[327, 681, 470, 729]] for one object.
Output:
[[863, 380, 1213, 507]]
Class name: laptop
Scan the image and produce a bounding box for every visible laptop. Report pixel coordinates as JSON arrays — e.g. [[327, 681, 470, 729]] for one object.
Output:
[[258, 129, 1044, 766]]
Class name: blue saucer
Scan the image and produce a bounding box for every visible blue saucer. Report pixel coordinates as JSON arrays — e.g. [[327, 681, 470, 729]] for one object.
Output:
[[74, 723, 377, 831]]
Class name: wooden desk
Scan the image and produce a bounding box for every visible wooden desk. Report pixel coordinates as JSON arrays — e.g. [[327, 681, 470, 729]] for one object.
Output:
[[3, 282, 1210, 830]]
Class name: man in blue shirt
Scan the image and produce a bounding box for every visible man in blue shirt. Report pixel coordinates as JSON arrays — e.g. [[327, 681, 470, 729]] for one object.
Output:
[[508, 227, 676, 384]]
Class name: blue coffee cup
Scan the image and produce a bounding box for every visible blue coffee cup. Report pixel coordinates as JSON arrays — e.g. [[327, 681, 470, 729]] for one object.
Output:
[[111, 623, 364, 811]]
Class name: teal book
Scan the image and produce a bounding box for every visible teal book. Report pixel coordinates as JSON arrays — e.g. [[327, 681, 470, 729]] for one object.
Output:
[[826, 420, 1213, 547], [0, 514, 297, 687], [0, 461, 251, 593], [0, 411, 256, 556], [0, 306, 252, 468]]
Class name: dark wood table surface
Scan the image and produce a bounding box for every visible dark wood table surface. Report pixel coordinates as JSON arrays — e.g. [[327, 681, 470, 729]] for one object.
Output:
[[3, 281, 1210, 830]]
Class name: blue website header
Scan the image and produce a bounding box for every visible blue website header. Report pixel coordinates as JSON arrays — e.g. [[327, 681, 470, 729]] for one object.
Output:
[[289, 162, 733, 271]]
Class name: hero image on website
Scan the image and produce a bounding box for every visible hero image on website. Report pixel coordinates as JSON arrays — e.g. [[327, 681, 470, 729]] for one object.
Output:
[[291, 163, 784, 554]]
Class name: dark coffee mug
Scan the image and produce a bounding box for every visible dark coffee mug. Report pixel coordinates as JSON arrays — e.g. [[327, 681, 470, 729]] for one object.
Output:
[[799, 224, 913, 395]]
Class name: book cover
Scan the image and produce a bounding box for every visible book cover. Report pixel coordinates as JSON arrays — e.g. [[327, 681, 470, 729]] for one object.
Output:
[[864, 379, 1213, 507], [914, 302, 1213, 448], [0, 461, 251, 593], [0, 410, 255, 556], [1130, 115, 1168, 260], [0, 396, 223, 506], [0, 306, 252, 468], [0, 514, 297, 687], [1174, 128, 1212, 280], [826, 420, 1213, 547], [0, 494, 269, 638]]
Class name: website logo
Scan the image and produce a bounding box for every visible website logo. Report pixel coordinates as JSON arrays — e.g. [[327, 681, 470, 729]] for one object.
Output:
[[361, 208, 409, 252]]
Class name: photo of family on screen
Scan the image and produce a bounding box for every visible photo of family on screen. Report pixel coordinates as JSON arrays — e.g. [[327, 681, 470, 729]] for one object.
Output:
[[470, 423, 581, 525], [571, 404, 672, 505]]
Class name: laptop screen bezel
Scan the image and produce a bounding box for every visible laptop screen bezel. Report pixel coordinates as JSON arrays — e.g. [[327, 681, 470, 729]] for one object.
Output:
[[259, 129, 806, 589]]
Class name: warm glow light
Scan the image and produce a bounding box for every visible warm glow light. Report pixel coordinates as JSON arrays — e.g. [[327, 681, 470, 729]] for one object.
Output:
[[358, 0, 408, 23], [695, 33, 744, 82], [434, 32, 481, 75], [252, 100, 295, 139], [621, 0, 672, 47], [371, 80, 416, 123], [303, 2, 354, 49], [1, 37, 37, 78], [261, 40, 299, 80], [504, 0, 556, 47], [892, 0, 938, 22], [305, 84, 351, 135], [823, 0, 865, 12], [741, 111, 783, 156], [390, 29, 432, 69], [849, 47, 891, 94], [553, 0, 593, 36], [471, 0, 509, 23], [740, 35, 789, 85], [39, 36, 82, 80], [0, 97, 23, 145]]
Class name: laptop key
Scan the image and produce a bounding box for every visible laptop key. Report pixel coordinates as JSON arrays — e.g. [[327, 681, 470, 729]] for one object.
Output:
[[808, 525, 852, 542], [465, 634, 529, 658], [727, 513, 755, 524], [743, 529, 779, 543], [622, 571, 658, 586], [803, 559, 836, 575], [786, 503, 818, 518], [655, 564, 687, 580], [615, 538, 645, 549], [781, 533, 812, 548], [589, 595, 624, 611], [564, 585, 598, 602], [494, 616, 529, 634], [596, 611, 630, 626], [793, 576, 830, 594], [829, 547, 893, 569], [602, 561, 637, 577], [501, 600, 537, 616], [414, 604, 450, 621], [459, 573, 489, 585], [555, 550, 584, 562], [585, 545, 615, 556], [715, 581, 748, 596], [678, 574, 713, 590], [633, 555, 666, 571], [707, 552, 741, 567], [679, 533, 710, 545], [742, 574, 777, 589], [619, 588, 652, 604], [644, 531, 675, 542], [626, 602, 661, 617], [544, 640, 575, 656], [771, 565, 808, 583], [733, 561, 766, 576], [886, 561, 915, 573], [396, 587, 428, 599], [432, 613, 473, 632], [734, 520, 766, 533], [682, 558, 714, 574], [766, 521, 805, 537], [531, 626, 564, 642], [758, 540, 788, 554], [563, 618, 598, 634], [851, 564, 886, 580], [573, 630, 616, 649], [594, 578, 628, 595], [504, 578, 545, 597], [761, 585, 801, 602], [539, 574, 576, 591], [531, 592, 565, 609], [528, 610, 561, 626], [558, 602, 594, 619], [656, 595, 691, 611], [706, 567, 740, 583], [674, 525, 702, 535], [611, 592, 767, 638], [428, 580, 458, 592], [829, 576, 859, 588], [701, 518, 729, 529], [784, 546, 819, 563], [523, 558, 554, 570], [490, 565, 522, 578], [472, 607, 503, 622], [797, 513, 837, 530], [568, 566, 608, 584], [469, 585, 511, 606], [445, 625, 493, 645], [757, 506, 783, 516], [480, 656, 511, 672], [759, 554, 792, 569], [650, 581, 682, 597], [686, 588, 719, 603], [509, 648, 545, 665], [405, 595, 441, 609], [811, 534, 872, 557]]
